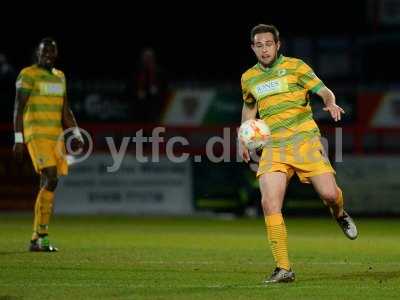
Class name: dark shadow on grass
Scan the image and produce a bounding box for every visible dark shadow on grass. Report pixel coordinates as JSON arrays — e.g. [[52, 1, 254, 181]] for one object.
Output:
[[0, 251, 28, 255], [309, 271, 400, 282], [29, 265, 261, 275], [0, 296, 23, 300]]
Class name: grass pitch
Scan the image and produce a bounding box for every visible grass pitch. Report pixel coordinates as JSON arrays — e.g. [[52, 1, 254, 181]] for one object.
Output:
[[0, 215, 399, 299]]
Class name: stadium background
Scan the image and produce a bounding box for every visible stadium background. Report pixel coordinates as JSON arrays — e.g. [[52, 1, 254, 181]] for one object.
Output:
[[1, 1, 399, 216], [1, 1, 400, 299]]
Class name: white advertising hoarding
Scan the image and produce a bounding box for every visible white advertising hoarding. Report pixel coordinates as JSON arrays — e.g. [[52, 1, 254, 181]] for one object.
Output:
[[55, 154, 193, 215], [336, 155, 400, 213], [162, 88, 215, 125]]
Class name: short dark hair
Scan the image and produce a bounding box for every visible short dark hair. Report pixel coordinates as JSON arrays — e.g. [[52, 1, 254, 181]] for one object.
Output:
[[250, 24, 280, 44], [39, 37, 57, 48]]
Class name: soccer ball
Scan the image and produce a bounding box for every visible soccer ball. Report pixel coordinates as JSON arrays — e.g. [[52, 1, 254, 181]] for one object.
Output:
[[238, 119, 271, 151]]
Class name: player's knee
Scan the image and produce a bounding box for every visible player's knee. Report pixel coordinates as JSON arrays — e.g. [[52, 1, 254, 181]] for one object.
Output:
[[45, 176, 58, 191], [261, 196, 281, 215], [320, 189, 339, 205], [41, 167, 58, 191], [39, 197, 54, 213]]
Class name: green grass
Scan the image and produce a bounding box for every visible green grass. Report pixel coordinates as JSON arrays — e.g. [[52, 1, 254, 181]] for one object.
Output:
[[0, 215, 399, 299]]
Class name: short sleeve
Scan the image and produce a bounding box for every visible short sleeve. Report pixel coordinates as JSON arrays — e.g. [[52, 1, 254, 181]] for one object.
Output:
[[296, 60, 325, 93], [16, 70, 34, 96], [60, 72, 67, 96], [241, 76, 256, 104]]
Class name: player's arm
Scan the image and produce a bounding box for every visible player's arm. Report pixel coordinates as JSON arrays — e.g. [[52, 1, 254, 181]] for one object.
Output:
[[316, 86, 345, 122], [62, 94, 84, 149], [241, 101, 257, 123], [240, 74, 257, 162], [297, 60, 345, 122], [13, 70, 34, 162], [13, 90, 29, 162], [240, 101, 257, 163]]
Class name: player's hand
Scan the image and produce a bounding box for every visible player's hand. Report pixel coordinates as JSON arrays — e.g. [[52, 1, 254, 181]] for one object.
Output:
[[13, 143, 25, 163], [239, 141, 250, 163], [69, 137, 84, 153], [323, 103, 345, 122]]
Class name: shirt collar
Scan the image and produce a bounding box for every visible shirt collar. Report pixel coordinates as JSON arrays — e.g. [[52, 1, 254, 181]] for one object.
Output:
[[257, 54, 283, 73]]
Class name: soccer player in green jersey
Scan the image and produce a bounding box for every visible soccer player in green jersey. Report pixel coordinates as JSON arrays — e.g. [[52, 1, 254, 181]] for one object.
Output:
[[14, 38, 83, 252], [239, 24, 358, 283]]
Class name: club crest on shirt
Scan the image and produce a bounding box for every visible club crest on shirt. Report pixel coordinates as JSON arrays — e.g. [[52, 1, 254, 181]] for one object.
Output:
[[277, 69, 287, 77]]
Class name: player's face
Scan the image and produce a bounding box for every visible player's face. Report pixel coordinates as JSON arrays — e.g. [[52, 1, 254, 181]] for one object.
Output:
[[251, 32, 280, 67], [37, 42, 58, 69]]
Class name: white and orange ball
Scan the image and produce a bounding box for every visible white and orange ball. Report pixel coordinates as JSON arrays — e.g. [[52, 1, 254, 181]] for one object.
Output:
[[238, 119, 271, 151]]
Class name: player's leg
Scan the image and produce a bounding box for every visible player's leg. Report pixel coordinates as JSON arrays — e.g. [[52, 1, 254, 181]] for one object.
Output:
[[259, 171, 295, 283], [310, 172, 342, 217], [27, 139, 64, 251], [30, 166, 59, 252], [37, 166, 58, 234], [31, 175, 46, 242], [310, 173, 358, 240]]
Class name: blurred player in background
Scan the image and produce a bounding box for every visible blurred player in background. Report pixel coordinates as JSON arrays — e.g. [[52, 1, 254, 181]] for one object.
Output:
[[132, 48, 169, 123], [239, 24, 358, 283], [13, 38, 83, 252]]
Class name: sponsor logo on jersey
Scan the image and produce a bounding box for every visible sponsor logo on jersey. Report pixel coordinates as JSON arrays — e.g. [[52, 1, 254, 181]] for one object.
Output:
[[253, 78, 288, 99], [39, 83, 64, 96]]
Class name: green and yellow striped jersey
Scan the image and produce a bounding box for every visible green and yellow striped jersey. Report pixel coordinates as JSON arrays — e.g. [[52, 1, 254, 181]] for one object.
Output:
[[16, 65, 65, 143], [241, 55, 324, 147]]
